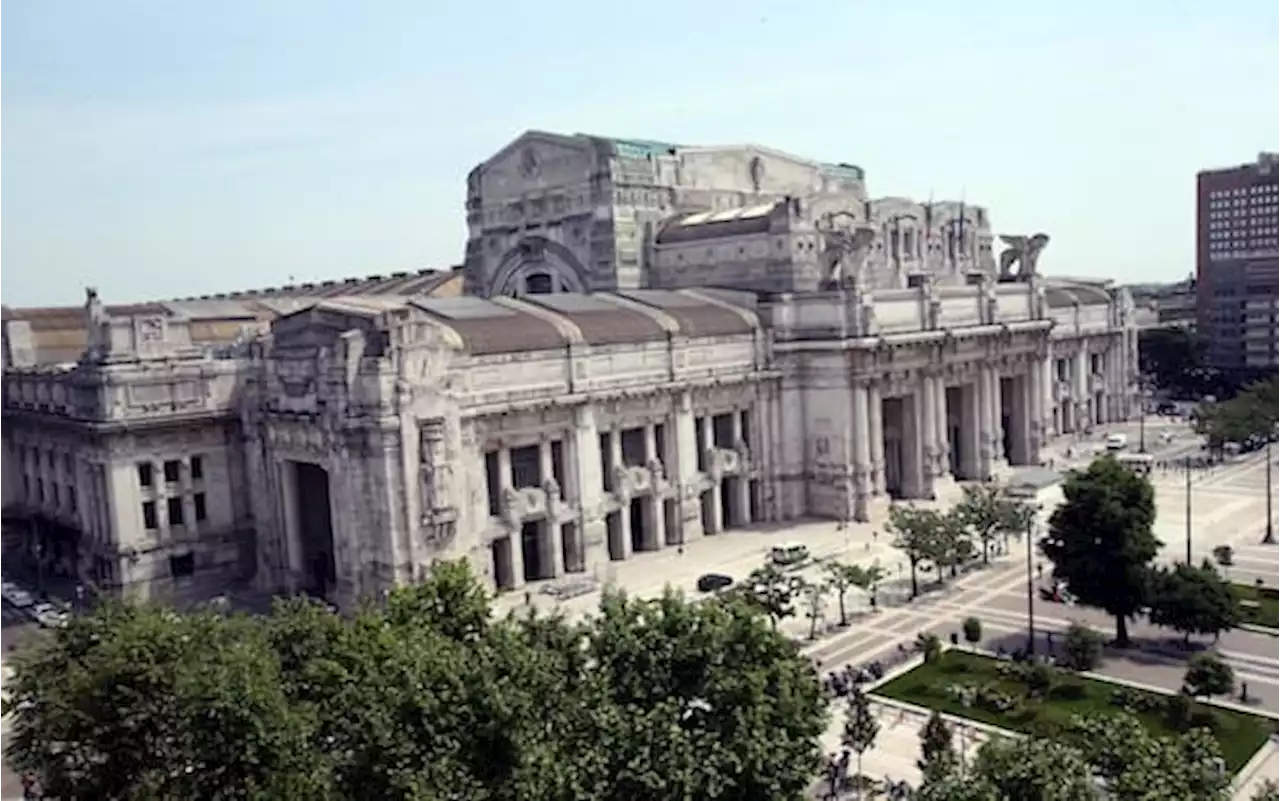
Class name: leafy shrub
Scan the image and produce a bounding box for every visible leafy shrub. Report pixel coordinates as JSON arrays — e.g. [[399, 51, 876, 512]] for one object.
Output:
[[1061, 623, 1105, 672], [962, 617, 982, 645], [1164, 692, 1195, 730]]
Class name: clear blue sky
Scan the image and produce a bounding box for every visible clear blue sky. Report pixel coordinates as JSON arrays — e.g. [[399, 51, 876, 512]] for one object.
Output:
[[3, 0, 1277, 306]]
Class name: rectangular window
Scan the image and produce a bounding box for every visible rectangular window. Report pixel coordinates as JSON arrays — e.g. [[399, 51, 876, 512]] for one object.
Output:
[[190, 456, 204, 481], [69, 487, 78, 514], [142, 501, 158, 530], [163, 460, 181, 484], [36, 479, 44, 504], [194, 492, 207, 522], [138, 462, 154, 488], [169, 553, 195, 579], [167, 497, 185, 526]]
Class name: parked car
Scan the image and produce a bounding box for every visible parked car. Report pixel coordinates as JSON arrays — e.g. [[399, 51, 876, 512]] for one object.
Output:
[[1104, 433, 1128, 452], [695, 573, 734, 593], [31, 602, 68, 629], [2, 583, 35, 610]]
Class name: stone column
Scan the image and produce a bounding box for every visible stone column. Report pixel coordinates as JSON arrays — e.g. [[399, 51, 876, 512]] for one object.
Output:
[[699, 417, 723, 535], [153, 460, 169, 533], [608, 426, 622, 469], [868, 383, 885, 495], [1041, 343, 1055, 439], [539, 440, 554, 487], [674, 392, 703, 543], [571, 404, 607, 575], [920, 372, 938, 484], [1073, 350, 1088, 431], [729, 410, 750, 526], [992, 369, 1007, 463], [933, 374, 950, 480], [977, 371, 995, 480], [1028, 360, 1043, 462], [497, 449, 513, 492], [508, 529, 526, 589], [641, 421, 665, 548], [852, 381, 872, 522]]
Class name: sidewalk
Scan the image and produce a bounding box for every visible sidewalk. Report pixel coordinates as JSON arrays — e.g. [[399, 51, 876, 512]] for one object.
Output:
[[1233, 737, 1279, 800]]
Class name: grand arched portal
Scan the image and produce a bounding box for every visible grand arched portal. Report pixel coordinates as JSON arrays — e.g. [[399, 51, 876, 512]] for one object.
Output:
[[488, 236, 590, 297]]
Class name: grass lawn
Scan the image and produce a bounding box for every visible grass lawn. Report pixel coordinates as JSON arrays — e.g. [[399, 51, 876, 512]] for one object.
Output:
[[1234, 582, 1279, 630], [872, 649, 1277, 774]]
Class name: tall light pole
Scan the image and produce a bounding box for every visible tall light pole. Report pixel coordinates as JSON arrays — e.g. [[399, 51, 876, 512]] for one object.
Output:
[[1137, 376, 1148, 454], [1265, 440, 1276, 545], [1185, 454, 1193, 564], [1026, 511, 1036, 656]]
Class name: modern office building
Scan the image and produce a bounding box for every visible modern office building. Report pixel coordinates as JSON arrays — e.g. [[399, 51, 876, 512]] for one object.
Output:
[[1196, 152, 1279, 374]]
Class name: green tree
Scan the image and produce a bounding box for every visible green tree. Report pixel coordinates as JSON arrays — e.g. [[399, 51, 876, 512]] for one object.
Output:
[[800, 580, 830, 640], [4, 560, 830, 801], [886, 504, 948, 598], [824, 560, 855, 624], [1148, 562, 1241, 645], [382, 557, 492, 641], [1183, 651, 1235, 699], [1195, 377, 1280, 453], [969, 736, 1096, 801], [961, 616, 982, 646], [822, 562, 873, 628], [917, 711, 958, 784], [841, 687, 879, 793], [1067, 713, 1232, 801], [1041, 455, 1161, 646], [1138, 325, 1208, 396], [932, 508, 978, 580], [918, 631, 944, 664], [739, 562, 805, 630], [2, 602, 332, 801], [1060, 622, 1105, 672], [954, 482, 1036, 564]]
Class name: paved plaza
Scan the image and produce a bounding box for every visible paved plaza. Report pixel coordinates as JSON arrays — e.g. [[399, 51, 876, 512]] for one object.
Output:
[[494, 426, 1279, 794]]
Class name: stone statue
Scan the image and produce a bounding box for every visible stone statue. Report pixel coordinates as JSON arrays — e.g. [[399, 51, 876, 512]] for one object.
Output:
[[997, 234, 1050, 281], [818, 212, 876, 287]]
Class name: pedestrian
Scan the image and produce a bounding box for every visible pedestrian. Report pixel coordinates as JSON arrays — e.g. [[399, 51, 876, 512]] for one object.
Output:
[[1036, 562, 1044, 579], [1046, 631, 1054, 649]]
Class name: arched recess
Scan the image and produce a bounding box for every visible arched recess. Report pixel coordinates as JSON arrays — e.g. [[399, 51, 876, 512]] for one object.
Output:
[[487, 236, 590, 297]]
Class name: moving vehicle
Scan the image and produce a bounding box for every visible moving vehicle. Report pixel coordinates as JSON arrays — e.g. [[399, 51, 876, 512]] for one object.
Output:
[[695, 573, 734, 593], [770, 542, 810, 566], [1116, 452, 1154, 476], [1104, 433, 1128, 451]]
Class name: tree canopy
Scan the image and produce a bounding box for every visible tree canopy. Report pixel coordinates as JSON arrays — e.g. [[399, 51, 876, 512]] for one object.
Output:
[[1041, 455, 1161, 645], [1148, 561, 1241, 645], [3, 560, 829, 801], [1195, 377, 1279, 449], [919, 712, 1233, 801], [1138, 326, 1209, 397]]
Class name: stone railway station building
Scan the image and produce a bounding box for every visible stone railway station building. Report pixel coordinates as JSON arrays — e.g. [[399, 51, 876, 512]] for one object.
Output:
[[1, 131, 1139, 608]]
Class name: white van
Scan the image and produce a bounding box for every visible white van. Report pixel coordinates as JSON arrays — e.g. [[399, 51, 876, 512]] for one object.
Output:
[[1104, 433, 1128, 452], [770, 542, 810, 567], [1116, 452, 1154, 476]]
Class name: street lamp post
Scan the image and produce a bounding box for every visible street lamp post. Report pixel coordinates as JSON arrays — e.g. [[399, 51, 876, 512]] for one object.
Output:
[[1265, 440, 1276, 546], [1024, 510, 1037, 656], [1184, 454, 1193, 564], [1137, 377, 1148, 454]]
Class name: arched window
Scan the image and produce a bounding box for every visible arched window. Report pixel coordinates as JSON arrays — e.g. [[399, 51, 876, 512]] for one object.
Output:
[[525, 273, 553, 295]]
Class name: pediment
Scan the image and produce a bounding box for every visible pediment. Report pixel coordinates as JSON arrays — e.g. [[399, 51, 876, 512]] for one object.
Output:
[[474, 131, 596, 198], [675, 145, 828, 196], [271, 306, 378, 352]]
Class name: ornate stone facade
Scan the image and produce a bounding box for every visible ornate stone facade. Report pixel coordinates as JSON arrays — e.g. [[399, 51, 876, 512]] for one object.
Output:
[[0, 132, 1140, 608]]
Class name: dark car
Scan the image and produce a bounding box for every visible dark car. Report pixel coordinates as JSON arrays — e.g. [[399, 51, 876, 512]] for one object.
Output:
[[696, 573, 734, 593]]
